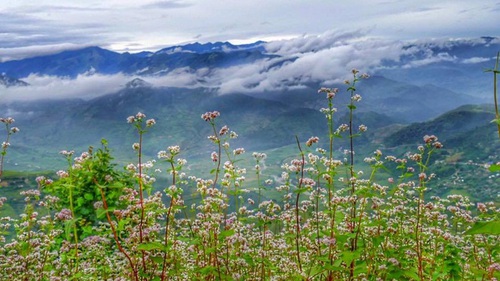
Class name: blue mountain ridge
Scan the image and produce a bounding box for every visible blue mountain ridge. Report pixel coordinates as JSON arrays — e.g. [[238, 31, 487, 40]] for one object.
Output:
[[0, 38, 497, 82], [0, 41, 271, 78]]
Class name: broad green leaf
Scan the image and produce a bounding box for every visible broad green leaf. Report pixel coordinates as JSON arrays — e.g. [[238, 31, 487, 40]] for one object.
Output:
[[489, 164, 500, 172], [465, 221, 500, 235], [137, 242, 166, 251]]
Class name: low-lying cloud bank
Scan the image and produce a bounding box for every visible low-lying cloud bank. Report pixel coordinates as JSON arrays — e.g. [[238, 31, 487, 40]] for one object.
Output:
[[0, 31, 496, 102]]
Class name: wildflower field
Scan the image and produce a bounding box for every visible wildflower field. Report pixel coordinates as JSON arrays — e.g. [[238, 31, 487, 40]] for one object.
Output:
[[0, 70, 499, 280]]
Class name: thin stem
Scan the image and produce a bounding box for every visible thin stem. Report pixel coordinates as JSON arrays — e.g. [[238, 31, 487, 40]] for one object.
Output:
[[485, 52, 500, 138], [211, 123, 222, 189], [95, 178, 138, 281], [68, 185, 79, 273], [294, 136, 304, 273], [137, 132, 147, 273], [161, 160, 177, 281]]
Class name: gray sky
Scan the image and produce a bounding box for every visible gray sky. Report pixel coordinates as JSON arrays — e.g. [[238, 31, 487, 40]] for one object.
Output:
[[1, 0, 499, 58]]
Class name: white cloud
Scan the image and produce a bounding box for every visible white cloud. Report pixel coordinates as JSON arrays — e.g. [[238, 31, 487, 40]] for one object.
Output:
[[461, 57, 492, 64], [0, 73, 129, 102]]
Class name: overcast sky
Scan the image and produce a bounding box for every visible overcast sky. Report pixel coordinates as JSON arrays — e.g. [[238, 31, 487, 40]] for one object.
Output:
[[1, 0, 499, 58]]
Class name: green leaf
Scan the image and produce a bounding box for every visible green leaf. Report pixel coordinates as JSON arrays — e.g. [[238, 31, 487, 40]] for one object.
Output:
[[219, 229, 235, 238], [491, 118, 500, 125], [489, 164, 500, 172], [403, 269, 420, 280], [137, 242, 166, 251], [465, 221, 500, 235], [84, 193, 94, 200]]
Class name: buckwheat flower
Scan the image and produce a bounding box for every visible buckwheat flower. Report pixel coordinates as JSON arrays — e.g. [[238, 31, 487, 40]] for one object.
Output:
[[433, 141, 443, 149], [56, 170, 69, 178], [146, 118, 156, 127], [93, 201, 103, 209], [233, 148, 245, 155], [219, 125, 229, 136], [168, 145, 180, 155], [477, 202, 487, 213], [10, 127, 19, 133], [306, 136, 319, 147], [360, 73, 370, 79], [248, 198, 255, 205], [126, 163, 137, 172], [59, 150, 73, 157], [157, 150, 168, 159], [419, 173, 427, 180], [36, 176, 46, 184], [352, 94, 362, 102], [55, 209, 73, 221], [338, 124, 349, 132], [488, 263, 500, 273], [229, 131, 238, 139], [316, 148, 326, 154], [1, 142, 9, 149], [126, 116, 135, 123], [0, 117, 14, 124], [132, 143, 140, 150], [211, 151, 218, 162], [252, 152, 267, 160], [105, 174, 113, 182], [388, 258, 399, 266], [423, 134, 438, 144], [201, 111, 220, 121], [135, 112, 146, 120], [265, 179, 273, 185], [358, 124, 367, 132], [321, 237, 336, 246]]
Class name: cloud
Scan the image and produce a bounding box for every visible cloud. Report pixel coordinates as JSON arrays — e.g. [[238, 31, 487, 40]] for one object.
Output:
[[461, 57, 492, 64], [142, 0, 191, 9], [0, 73, 129, 102]]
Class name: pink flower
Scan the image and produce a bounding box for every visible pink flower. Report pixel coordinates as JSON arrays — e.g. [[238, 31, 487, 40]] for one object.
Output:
[[211, 151, 218, 162]]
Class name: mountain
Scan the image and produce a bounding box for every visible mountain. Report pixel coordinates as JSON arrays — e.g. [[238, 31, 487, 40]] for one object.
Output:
[[376, 104, 499, 202], [0, 42, 273, 78], [375, 37, 500, 98], [384, 104, 497, 147], [0, 74, 29, 87], [125, 78, 152, 89], [0, 47, 142, 77], [155, 41, 266, 54]]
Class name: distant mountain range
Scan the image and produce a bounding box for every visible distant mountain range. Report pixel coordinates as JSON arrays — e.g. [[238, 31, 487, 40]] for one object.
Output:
[[0, 42, 272, 78], [0, 37, 498, 200], [0, 74, 29, 87], [0, 37, 498, 98]]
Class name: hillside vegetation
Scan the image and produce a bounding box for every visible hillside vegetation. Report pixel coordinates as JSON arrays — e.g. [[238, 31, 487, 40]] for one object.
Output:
[[0, 70, 498, 280]]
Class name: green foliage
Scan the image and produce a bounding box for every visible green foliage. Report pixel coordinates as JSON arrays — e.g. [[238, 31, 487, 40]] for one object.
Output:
[[43, 139, 134, 238]]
